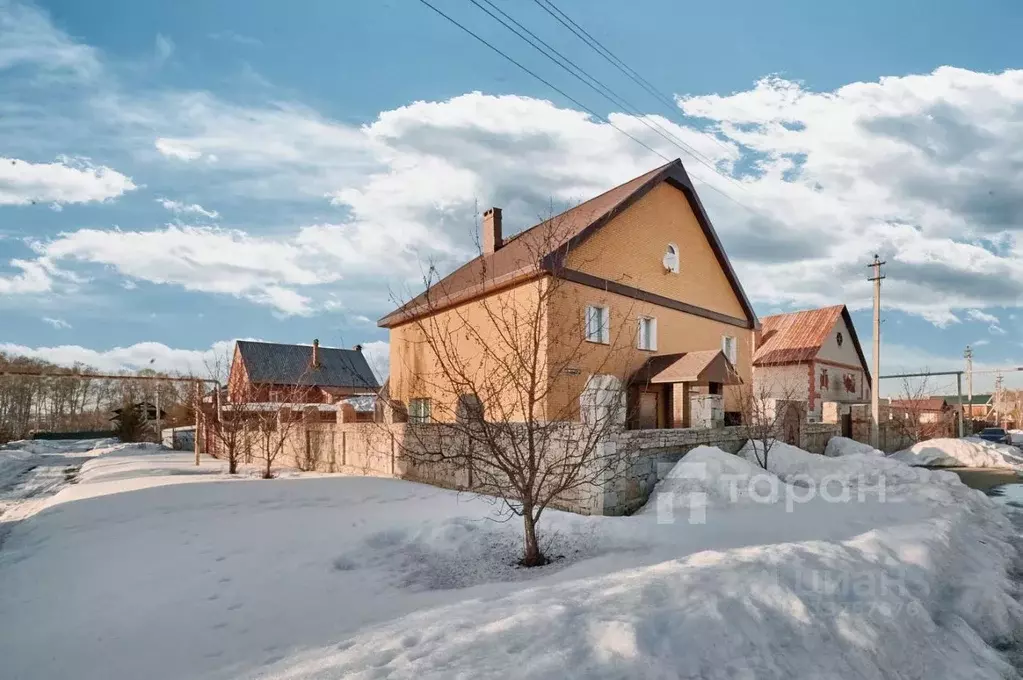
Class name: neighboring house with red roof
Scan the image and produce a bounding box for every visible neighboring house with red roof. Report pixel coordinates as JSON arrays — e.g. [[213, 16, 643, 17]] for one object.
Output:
[[227, 339, 380, 404], [889, 397, 952, 424], [379, 159, 759, 428], [753, 305, 871, 421]]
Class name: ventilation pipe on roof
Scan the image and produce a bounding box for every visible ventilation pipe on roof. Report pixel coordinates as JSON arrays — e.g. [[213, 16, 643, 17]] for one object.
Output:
[[483, 207, 503, 254], [312, 338, 320, 368], [354, 344, 363, 352]]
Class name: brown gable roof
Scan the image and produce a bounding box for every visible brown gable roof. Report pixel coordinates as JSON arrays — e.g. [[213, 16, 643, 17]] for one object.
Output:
[[378, 159, 757, 329], [633, 350, 740, 385], [754, 304, 871, 386], [890, 398, 949, 412]]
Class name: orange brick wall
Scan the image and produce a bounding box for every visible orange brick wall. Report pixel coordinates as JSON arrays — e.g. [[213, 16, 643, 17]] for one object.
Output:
[[546, 279, 753, 418], [565, 182, 747, 320]]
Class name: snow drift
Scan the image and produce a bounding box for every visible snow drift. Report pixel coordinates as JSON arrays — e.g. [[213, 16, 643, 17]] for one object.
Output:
[[1, 440, 1021, 680], [824, 435, 883, 458], [893, 437, 1023, 470]]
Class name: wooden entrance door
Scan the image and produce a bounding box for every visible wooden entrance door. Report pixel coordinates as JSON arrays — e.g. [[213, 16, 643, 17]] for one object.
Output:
[[638, 391, 659, 429]]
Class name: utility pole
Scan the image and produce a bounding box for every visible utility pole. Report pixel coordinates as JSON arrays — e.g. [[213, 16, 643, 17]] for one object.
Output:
[[964, 346, 974, 435], [994, 374, 1002, 427], [868, 254, 886, 448]]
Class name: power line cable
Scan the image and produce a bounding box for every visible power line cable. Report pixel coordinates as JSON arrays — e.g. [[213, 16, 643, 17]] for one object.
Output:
[[532, 0, 735, 157], [417, 0, 762, 216], [415, 0, 671, 164], [469, 0, 736, 187]]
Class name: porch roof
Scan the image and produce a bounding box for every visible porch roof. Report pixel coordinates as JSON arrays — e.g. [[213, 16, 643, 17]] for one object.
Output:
[[632, 350, 740, 385]]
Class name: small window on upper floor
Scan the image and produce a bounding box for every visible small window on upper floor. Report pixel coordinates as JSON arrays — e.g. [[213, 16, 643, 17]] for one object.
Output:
[[836, 332, 844, 347], [409, 398, 432, 424], [638, 316, 657, 351], [722, 335, 737, 365], [663, 243, 680, 274], [585, 305, 610, 344]]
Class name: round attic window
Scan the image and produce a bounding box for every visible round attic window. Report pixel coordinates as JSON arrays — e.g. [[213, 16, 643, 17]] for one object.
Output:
[[836, 332, 844, 347]]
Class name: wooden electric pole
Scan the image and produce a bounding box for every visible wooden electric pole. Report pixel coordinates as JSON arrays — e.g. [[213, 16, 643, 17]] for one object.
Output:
[[964, 345, 973, 434], [868, 254, 886, 448]]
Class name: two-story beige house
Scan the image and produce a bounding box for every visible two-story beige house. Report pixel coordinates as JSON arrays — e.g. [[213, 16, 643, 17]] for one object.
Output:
[[378, 159, 760, 429]]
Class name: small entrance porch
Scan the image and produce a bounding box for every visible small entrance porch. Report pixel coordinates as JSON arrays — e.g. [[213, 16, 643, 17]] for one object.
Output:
[[627, 350, 740, 430]]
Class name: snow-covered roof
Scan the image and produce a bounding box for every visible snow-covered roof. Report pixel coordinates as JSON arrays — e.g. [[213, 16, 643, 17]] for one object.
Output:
[[339, 395, 377, 413], [220, 402, 338, 412]]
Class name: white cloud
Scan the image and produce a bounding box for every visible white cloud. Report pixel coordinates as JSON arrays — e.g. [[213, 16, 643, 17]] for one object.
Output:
[[0, 1, 99, 77], [677, 67, 1023, 323], [972, 339, 990, 347], [0, 337, 388, 381], [156, 197, 219, 219], [36, 225, 347, 315], [154, 33, 174, 64], [358, 340, 389, 382], [0, 339, 237, 375], [0, 156, 136, 205], [207, 30, 262, 47], [967, 309, 999, 324], [0, 258, 52, 294], [41, 316, 70, 329], [7, 6, 1023, 329], [878, 342, 1023, 395], [990, 324, 1007, 336], [154, 137, 203, 161]]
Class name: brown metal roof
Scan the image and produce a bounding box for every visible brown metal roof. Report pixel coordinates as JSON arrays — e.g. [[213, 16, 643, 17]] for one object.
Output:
[[754, 304, 872, 386], [378, 159, 758, 329], [633, 350, 740, 385], [890, 398, 949, 412]]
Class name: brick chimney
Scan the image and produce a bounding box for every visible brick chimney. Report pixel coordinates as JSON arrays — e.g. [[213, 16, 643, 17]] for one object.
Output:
[[482, 207, 503, 255], [311, 338, 320, 368]]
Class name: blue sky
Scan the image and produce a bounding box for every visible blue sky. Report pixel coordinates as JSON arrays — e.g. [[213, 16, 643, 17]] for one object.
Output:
[[2, 0, 1023, 394]]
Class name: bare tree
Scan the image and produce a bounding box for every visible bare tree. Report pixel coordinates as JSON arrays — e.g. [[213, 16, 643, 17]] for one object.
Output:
[[250, 400, 306, 479], [890, 376, 937, 444], [390, 207, 642, 566], [204, 350, 249, 474], [737, 370, 804, 470]]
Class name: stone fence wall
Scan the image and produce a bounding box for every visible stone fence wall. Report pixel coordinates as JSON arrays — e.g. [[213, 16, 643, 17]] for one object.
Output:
[[592, 422, 840, 515], [201, 407, 840, 516]]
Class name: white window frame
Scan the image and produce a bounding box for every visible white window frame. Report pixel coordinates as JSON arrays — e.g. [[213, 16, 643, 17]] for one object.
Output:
[[409, 398, 431, 424], [637, 316, 657, 351], [585, 305, 610, 344], [722, 335, 737, 365], [663, 243, 680, 274]]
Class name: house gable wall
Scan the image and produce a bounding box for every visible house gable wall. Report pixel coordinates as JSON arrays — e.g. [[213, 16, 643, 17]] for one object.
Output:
[[816, 313, 866, 368], [563, 182, 747, 321]]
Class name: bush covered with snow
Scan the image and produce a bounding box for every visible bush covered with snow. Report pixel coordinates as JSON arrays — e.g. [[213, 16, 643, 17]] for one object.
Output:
[[892, 437, 1023, 470]]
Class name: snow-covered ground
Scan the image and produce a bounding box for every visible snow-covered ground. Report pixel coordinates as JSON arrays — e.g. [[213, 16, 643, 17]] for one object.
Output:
[[0, 440, 1021, 679], [0, 437, 118, 542], [892, 437, 1023, 470]]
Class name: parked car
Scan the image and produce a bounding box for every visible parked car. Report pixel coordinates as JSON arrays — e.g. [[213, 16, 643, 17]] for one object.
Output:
[[977, 427, 1011, 445]]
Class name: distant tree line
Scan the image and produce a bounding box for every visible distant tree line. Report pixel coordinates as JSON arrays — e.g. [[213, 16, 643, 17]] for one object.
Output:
[[0, 352, 193, 444]]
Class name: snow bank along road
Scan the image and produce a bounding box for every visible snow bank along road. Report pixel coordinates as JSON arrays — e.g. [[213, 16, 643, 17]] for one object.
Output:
[[1, 440, 1022, 679], [0, 438, 116, 545]]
